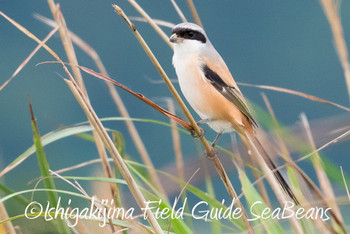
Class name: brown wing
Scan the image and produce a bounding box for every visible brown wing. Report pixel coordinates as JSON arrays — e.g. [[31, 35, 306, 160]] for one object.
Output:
[[199, 56, 258, 128]]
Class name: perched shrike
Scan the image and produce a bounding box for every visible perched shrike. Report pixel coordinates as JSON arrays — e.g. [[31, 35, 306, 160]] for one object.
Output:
[[170, 22, 298, 204]]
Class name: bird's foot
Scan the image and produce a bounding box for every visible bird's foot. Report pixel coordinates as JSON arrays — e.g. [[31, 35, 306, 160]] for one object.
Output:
[[190, 128, 205, 138], [205, 148, 218, 159]]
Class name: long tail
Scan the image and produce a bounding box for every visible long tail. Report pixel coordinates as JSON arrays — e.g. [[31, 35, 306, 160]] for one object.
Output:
[[245, 132, 299, 205]]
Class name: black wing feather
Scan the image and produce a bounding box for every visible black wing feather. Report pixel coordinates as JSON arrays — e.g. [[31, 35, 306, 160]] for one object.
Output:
[[202, 64, 258, 128]]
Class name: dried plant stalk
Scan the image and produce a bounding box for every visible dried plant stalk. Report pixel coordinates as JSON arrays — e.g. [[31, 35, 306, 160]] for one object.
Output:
[[66, 79, 163, 233], [261, 93, 300, 199], [57, 17, 169, 199], [320, 0, 350, 101], [167, 98, 184, 181], [170, 0, 187, 22], [129, 16, 176, 28], [46, 1, 118, 206], [127, 0, 173, 49], [245, 143, 271, 206], [300, 113, 344, 226], [340, 166, 350, 201], [0, 27, 58, 91], [0, 202, 16, 234], [240, 134, 304, 233], [250, 130, 347, 232], [185, 0, 202, 27], [46, 1, 85, 92], [261, 94, 331, 231], [239, 82, 350, 112]]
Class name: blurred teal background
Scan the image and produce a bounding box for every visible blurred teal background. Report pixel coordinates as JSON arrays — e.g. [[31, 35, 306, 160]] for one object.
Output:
[[1, 0, 350, 228]]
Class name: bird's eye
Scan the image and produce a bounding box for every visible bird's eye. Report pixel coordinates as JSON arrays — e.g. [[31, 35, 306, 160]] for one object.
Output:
[[184, 31, 194, 38]]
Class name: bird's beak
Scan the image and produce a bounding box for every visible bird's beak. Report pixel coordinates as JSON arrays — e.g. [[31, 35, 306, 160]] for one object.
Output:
[[169, 33, 179, 43]]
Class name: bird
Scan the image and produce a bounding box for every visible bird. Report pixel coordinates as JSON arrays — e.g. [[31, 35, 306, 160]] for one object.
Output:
[[169, 22, 299, 204]]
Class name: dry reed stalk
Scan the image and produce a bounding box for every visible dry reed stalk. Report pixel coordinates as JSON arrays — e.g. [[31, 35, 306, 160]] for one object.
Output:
[[170, 0, 188, 22], [69, 22, 168, 199], [54, 158, 103, 174], [100, 69, 168, 201], [239, 82, 350, 112], [0, 26, 58, 91], [340, 166, 350, 201], [33, 14, 168, 199], [235, 97, 305, 230], [320, 0, 350, 102], [0, 11, 67, 178], [210, 158, 255, 234], [253, 128, 350, 195], [106, 83, 169, 200], [260, 94, 334, 232], [231, 133, 271, 207], [46, 1, 85, 92], [46, 1, 118, 207], [295, 178, 332, 233], [244, 142, 271, 207], [249, 131, 346, 232], [185, 0, 202, 27], [167, 99, 184, 182], [167, 168, 199, 233], [261, 94, 301, 197], [50, 170, 119, 233], [240, 134, 304, 233], [295, 129, 350, 164], [0, 202, 16, 234], [128, 17, 176, 28], [300, 114, 344, 226], [292, 165, 345, 233], [127, 0, 173, 49], [65, 207, 90, 234], [94, 135, 118, 200], [250, 143, 346, 232], [113, 5, 254, 232], [65, 79, 163, 233]]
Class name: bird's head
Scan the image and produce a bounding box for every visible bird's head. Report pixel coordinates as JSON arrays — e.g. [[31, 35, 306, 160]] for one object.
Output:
[[170, 22, 209, 55]]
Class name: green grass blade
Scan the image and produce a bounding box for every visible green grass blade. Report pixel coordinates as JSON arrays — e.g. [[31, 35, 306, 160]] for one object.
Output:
[[126, 159, 245, 231], [61, 173, 240, 232], [111, 130, 126, 157], [202, 160, 221, 234], [0, 125, 94, 178], [1, 117, 184, 178], [29, 100, 70, 234], [0, 184, 31, 207], [238, 167, 284, 234], [253, 103, 350, 184], [127, 163, 193, 233]]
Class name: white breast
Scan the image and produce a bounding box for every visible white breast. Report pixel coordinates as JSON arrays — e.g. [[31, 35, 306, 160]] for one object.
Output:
[[173, 54, 204, 112]]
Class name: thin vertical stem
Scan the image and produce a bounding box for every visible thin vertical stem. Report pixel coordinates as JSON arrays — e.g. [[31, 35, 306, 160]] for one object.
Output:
[[167, 98, 184, 181], [46, 1, 118, 208], [320, 0, 350, 102], [128, 0, 173, 49], [66, 79, 163, 233], [170, 0, 188, 23], [186, 0, 202, 27]]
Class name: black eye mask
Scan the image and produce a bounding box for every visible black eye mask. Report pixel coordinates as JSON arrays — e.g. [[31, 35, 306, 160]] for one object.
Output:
[[172, 28, 206, 43]]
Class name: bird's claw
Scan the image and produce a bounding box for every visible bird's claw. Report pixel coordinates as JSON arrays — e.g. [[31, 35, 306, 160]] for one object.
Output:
[[205, 148, 217, 159], [190, 128, 205, 138]]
